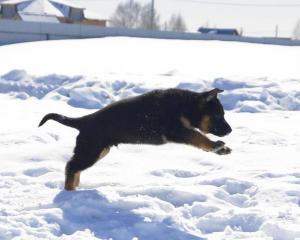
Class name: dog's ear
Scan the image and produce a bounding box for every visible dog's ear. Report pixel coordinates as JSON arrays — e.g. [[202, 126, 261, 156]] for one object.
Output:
[[205, 88, 224, 102]]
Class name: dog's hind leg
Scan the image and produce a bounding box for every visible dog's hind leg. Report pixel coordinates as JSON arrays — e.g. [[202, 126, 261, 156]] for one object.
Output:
[[72, 147, 110, 188], [74, 171, 81, 187], [65, 141, 110, 191]]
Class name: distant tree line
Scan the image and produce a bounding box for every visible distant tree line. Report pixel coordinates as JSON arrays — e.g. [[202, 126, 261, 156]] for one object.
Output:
[[110, 0, 187, 32], [293, 20, 300, 40]]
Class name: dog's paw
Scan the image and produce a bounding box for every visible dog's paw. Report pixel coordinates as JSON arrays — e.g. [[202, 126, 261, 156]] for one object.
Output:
[[212, 140, 225, 152], [212, 141, 232, 155], [215, 145, 232, 155]]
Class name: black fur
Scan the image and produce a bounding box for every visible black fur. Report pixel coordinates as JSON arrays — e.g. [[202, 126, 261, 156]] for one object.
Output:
[[39, 113, 81, 129], [39, 88, 232, 190]]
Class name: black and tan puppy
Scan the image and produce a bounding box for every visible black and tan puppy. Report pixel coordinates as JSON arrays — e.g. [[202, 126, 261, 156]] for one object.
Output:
[[39, 88, 232, 191]]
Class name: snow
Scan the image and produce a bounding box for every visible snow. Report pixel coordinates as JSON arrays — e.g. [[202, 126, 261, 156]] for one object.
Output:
[[0, 37, 300, 239], [18, 0, 65, 17], [1, 37, 300, 79], [19, 13, 60, 23], [0, 70, 299, 111]]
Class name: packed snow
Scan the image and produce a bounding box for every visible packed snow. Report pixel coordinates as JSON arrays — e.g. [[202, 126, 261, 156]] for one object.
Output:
[[0, 37, 300, 240]]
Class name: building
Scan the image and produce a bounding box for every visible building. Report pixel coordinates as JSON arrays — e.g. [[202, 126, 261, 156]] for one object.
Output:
[[198, 27, 239, 36], [0, 0, 107, 26]]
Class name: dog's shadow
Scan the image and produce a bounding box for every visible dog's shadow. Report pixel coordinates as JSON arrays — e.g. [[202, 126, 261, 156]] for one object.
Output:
[[53, 189, 204, 240]]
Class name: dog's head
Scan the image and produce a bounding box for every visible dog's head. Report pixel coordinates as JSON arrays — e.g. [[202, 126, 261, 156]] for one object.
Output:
[[198, 88, 232, 137]]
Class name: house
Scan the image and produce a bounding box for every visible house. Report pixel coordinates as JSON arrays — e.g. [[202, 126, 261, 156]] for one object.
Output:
[[0, 0, 107, 26], [198, 27, 239, 36]]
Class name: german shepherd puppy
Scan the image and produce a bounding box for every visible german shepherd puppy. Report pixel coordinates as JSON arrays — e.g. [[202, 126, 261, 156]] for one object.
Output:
[[39, 88, 232, 191]]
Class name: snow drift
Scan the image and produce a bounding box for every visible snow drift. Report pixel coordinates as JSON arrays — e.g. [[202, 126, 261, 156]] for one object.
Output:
[[1, 69, 300, 112]]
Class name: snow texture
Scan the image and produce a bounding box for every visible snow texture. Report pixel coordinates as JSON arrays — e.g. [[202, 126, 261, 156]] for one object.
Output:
[[0, 37, 300, 240], [0, 70, 300, 112]]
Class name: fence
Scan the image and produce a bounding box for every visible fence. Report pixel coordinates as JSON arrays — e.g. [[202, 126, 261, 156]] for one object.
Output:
[[1, 19, 300, 46]]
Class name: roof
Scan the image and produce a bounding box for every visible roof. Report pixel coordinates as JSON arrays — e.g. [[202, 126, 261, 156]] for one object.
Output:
[[1, 0, 82, 8], [18, 0, 64, 17], [19, 12, 60, 22], [49, 0, 84, 10], [0, 0, 105, 20], [198, 27, 239, 35], [1, 0, 26, 5]]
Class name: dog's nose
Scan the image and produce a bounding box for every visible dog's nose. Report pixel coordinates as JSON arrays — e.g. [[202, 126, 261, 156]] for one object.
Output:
[[222, 119, 232, 134], [228, 126, 232, 134], [222, 121, 232, 135]]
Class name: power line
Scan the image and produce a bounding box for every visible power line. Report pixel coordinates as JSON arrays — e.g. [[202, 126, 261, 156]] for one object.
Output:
[[178, 0, 300, 7]]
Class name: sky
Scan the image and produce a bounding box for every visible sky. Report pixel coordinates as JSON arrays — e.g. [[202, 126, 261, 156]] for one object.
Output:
[[72, 0, 300, 38]]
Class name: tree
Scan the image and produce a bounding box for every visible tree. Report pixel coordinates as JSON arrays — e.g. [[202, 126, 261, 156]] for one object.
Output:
[[293, 19, 300, 40], [139, 3, 161, 30], [166, 13, 187, 32], [110, 0, 142, 28]]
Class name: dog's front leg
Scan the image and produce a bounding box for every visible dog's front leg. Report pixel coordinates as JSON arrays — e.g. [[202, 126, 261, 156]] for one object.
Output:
[[168, 129, 231, 155], [188, 131, 231, 154]]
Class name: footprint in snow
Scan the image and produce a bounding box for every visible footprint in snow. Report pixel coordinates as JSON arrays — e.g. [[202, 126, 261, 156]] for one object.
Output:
[[119, 187, 207, 207], [286, 190, 300, 206], [0, 171, 16, 177], [199, 177, 258, 208], [257, 172, 300, 185], [256, 172, 287, 178], [151, 169, 202, 178], [23, 167, 51, 177], [199, 177, 256, 195]]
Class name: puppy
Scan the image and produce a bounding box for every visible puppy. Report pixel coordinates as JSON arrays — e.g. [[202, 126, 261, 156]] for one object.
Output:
[[39, 88, 232, 190]]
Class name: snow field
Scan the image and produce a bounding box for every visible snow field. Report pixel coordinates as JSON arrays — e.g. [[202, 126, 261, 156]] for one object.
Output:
[[1, 37, 300, 79], [0, 37, 300, 239], [0, 95, 300, 240]]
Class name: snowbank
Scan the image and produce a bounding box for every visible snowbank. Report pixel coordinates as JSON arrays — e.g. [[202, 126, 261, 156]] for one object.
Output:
[[1, 70, 299, 112]]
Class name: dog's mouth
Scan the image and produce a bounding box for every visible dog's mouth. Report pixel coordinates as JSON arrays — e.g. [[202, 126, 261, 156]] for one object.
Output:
[[216, 132, 230, 137]]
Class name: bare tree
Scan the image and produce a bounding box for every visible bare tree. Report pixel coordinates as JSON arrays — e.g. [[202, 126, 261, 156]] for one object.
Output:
[[166, 13, 187, 32], [110, 0, 142, 28], [138, 3, 161, 30], [293, 19, 300, 40]]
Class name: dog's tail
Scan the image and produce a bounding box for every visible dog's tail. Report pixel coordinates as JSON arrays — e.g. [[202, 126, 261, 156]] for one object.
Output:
[[38, 113, 82, 130]]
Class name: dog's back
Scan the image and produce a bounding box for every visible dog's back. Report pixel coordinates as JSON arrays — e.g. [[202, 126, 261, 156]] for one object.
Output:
[[80, 89, 200, 146]]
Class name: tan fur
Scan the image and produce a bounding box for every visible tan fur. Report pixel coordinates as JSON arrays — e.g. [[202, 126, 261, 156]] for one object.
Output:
[[180, 116, 215, 151], [65, 147, 110, 191], [180, 116, 193, 129], [99, 147, 110, 159], [65, 174, 77, 191], [188, 131, 215, 151], [200, 115, 211, 134], [74, 172, 81, 187]]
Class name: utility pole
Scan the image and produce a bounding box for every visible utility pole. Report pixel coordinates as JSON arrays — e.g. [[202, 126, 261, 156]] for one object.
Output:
[[275, 24, 278, 38], [150, 0, 154, 30], [239, 27, 243, 36]]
